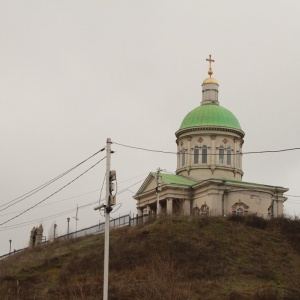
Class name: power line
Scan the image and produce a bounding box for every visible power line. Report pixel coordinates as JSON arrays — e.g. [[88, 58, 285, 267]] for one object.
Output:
[[112, 141, 300, 156], [0, 147, 106, 212], [0, 177, 144, 232], [0, 157, 106, 227], [113, 142, 177, 154], [0, 189, 101, 218], [0, 208, 77, 231], [0, 173, 149, 218]]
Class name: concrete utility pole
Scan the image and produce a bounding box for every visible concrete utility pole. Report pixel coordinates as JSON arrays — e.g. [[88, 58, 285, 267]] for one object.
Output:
[[94, 138, 116, 300], [9, 240, 12, 254], [103, 138, 111, 300]]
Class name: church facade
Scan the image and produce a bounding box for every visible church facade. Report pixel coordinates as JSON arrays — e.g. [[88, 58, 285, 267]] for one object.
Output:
[[134, 57, 288, 218]]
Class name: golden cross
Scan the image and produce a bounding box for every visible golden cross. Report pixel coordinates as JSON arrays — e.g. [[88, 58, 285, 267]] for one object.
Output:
[[206, 54, 215, 77]]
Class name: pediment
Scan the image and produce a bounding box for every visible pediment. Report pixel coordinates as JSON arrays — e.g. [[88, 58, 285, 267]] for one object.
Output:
[[135, 173, 157, 196]]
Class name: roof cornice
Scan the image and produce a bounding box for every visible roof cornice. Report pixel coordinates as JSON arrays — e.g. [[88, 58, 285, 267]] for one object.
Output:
[[176, 126, 245, 138]]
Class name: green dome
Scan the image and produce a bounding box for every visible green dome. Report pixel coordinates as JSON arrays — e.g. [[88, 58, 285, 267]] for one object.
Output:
[[179, 104, 242, 131]]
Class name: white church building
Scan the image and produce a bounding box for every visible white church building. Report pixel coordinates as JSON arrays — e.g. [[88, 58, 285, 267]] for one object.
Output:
[[134, 56, 288, 218]]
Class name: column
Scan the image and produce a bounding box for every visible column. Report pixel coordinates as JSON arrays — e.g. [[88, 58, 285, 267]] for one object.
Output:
[[183, 199, 191, 216], [137, 208, 143, 217], [234, 138, 237, 169], [166, 198, 173, 215], [240, 142, 243, 171]]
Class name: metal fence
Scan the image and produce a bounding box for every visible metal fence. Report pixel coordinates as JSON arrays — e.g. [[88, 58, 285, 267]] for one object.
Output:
[[0, 214, 134, 260], [57, 214, 131, 240]]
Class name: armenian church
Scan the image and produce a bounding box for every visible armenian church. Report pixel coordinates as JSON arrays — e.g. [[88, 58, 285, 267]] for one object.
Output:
[[134, 56, 288, 218]]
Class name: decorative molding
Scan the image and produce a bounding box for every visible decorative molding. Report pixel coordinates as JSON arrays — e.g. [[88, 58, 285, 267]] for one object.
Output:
[[192, 206, 200, 216], [232, 200, 249, 210], [198, 137, 203, 143], [200, 203, 209, 215], [176, 126, 245, 138]]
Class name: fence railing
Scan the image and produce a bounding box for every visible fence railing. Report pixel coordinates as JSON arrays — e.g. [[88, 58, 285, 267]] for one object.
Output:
[[57, 214, 131, 240], [0, 213, 148, 260]]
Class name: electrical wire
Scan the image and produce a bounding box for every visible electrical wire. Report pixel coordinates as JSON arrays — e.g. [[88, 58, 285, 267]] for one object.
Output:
[[0, 189, 102, 218], [112, 141, 300, 156], [0, 177, 145, 232], [0, 157, 106, 227], [0, 172, 147, 218], [0, 147, 106, 212], [0, 208, 77, 231]]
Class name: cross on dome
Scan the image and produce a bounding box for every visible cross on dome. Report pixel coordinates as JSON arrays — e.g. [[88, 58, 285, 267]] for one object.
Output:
[[206, 55, 215, 77]]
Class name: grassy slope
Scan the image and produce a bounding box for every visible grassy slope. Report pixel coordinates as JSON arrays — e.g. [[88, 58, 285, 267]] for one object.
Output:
[[1, 216, 300, 300]]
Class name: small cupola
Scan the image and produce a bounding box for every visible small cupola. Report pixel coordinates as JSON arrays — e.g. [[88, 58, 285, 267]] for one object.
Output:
[[201, 55, 219, 105]]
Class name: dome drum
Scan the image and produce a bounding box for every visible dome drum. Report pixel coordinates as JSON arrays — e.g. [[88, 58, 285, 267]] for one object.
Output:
[[176, 132, 244, 181]]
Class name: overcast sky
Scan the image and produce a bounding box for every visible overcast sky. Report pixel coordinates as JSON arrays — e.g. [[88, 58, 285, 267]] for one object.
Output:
[[1, 0, 300, 256]]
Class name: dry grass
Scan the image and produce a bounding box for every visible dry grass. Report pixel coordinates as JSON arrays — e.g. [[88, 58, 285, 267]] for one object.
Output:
[[1, 216, 300, 299]]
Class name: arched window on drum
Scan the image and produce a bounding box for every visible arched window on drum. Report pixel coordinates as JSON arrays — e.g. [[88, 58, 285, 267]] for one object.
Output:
[[202, 145, 207, 164], [194, 146, 199, 164], [219, 146, 224, 164], [227, 146, 231, 165]]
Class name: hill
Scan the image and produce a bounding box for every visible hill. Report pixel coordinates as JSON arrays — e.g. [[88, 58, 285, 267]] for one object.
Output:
[[1, 215, 300, 299]]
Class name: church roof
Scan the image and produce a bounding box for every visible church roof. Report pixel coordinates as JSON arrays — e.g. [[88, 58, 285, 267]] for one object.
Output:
[[179, 103, 242, 132], [134, 172, 197, 196], [158, 173, 197, 186]]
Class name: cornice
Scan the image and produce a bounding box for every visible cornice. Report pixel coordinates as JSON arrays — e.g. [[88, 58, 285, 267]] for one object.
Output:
[[175, 126, 245, 139]]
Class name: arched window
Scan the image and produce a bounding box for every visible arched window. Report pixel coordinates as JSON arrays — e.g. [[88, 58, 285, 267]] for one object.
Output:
[[236, 207, 244, 216], [219, 146, 224, 164], [181, 149, 186, 166], [192, 206, 200, 216], [227, 147, 231, 165], [194, 146, 199, 164], [200, 204, 209, 216], [232, 201, 249, 216], [202, 145, 207, 164]]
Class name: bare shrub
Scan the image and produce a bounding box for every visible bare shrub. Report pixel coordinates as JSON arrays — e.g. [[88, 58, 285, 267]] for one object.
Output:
[[244, 214, 267, 229]]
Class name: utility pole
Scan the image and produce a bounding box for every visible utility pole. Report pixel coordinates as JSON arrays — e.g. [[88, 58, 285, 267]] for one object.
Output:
[[103, 138, 111, 300], [9, 240, 12, 255], [67, 217, 70, 238], [73, 205, 79, 237], [94, 138, 116, 300], [156, 168, 162, 216], [54, 224, 57, 239]]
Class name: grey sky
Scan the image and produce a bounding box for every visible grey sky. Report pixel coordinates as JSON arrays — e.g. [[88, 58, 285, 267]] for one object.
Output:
[[1, 0, 300, 255]]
